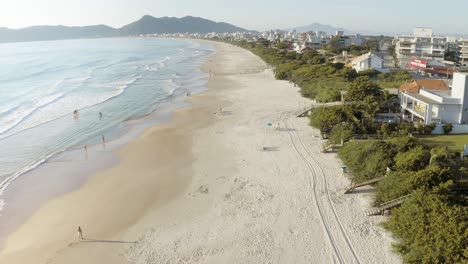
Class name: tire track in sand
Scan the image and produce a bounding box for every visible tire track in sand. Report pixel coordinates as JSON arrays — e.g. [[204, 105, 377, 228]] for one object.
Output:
[[280, 111, 360, 264]]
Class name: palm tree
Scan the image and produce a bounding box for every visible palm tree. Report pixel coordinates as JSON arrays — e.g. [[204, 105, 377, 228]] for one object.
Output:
[[359, 97, 380, 129], [381, 90, 398, 113]]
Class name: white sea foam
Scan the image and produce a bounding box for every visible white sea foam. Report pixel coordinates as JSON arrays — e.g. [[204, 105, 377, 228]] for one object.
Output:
[[0, 156, 47, 197], [0, 75, 139, 140], [0, 92, 65, 137], [0, 199, 4, 215], [0, 38, 214, 214]]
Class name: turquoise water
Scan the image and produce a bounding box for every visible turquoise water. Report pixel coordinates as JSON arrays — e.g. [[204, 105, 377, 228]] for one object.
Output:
[[0, 38, 213, 207]]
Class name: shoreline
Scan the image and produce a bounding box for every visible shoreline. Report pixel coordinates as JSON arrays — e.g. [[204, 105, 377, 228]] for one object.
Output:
[[0, 39, 214, 252], [0, 37, 213, 200], [0, 41, 401, 263]]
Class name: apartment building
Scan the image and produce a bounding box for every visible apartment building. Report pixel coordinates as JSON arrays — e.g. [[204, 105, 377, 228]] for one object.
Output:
[[395, 27, 447, 67], [460, 39, 468, 66]]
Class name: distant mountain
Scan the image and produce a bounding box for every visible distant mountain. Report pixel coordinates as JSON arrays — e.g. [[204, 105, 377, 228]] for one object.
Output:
[[120, 15, 249, 35], [0, 16, 250, 43], [289, 23, 352, 34], [0, 25, 118, 43]]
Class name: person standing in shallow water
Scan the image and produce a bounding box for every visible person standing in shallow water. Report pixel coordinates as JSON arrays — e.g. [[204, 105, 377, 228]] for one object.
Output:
[[99, 112, 103, 119], [78, 226, 83, 240]]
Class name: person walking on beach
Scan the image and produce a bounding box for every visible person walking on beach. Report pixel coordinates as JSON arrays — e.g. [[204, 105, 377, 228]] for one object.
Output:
[[84, 144, 88, 160], [78, 226, 83, 240], [102, 135, 105, 148]]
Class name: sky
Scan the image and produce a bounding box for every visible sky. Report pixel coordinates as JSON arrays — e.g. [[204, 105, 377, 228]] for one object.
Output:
[[1, 0, 467, 35]]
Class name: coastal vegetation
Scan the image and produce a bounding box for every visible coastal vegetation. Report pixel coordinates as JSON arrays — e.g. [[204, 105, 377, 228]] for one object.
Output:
[[228, 39, 467, 263], [339, 136, 467, 262], [233, 39, 411, 103]]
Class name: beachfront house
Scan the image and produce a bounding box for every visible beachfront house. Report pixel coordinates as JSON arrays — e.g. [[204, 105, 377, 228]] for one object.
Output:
[[400, 72, 468, 125], [351, 52, 384, 72]]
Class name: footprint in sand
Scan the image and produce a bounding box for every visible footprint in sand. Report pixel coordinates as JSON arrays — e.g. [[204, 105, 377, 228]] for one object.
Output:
[[197, 185, 209, 194]]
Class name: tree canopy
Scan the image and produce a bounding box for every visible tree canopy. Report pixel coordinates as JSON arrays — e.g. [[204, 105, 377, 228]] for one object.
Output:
[[346, 76, 383, 102]]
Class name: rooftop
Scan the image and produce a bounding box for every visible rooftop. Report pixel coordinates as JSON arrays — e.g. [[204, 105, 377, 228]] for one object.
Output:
[[352, 52, 382, 63], [399, 79, 449, 93], [425, 89, 452, 98], [403, 92, 441, 105]]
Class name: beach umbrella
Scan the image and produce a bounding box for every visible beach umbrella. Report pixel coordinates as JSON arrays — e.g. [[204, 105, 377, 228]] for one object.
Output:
[[261, 122, 274, 150]]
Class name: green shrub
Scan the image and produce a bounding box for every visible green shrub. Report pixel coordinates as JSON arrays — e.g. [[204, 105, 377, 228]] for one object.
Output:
[[309, 106, 344, 130], [339, 140, 393, 182], [443, 123, 453, 134], [397, 123, 414, 136], [329, 123, 353, 144], [376, 166, 451, 204], [388, 136, 424, 153], [357, 69, 381, 78], [394, 145, 431, 171], [379, 122, 398, 136], [416, 123, 436, 135], [385, 190, 468, 264]]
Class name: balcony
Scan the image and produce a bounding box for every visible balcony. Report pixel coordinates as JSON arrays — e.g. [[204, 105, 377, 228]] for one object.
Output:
[[402, 104, 426, 118], [423, 52, 444, 57], [399, 39, 415, 44], [414, 106, 426, 117]]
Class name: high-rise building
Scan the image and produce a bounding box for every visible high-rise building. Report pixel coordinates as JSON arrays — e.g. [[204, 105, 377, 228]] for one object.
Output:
[[459, 39, 468, 66], [395, 27, 447, 67]]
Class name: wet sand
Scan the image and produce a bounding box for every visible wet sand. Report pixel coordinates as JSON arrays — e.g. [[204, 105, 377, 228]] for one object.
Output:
[[0, 42, 400, 264]]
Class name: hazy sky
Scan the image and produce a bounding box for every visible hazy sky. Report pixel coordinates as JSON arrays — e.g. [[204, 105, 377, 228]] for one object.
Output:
[[1, 0, 467, 35]]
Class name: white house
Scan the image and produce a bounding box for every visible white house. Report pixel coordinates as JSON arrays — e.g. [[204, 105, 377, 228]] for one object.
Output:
[[400, 72, 468, 125], [351, 52, 384, 72]]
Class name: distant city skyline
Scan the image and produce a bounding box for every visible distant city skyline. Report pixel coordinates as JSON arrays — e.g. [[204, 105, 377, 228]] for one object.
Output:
[[1, 0, 468, 35]]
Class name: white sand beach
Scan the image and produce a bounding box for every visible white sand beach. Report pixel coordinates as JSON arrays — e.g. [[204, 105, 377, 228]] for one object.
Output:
[[0, 42, 401, 263]]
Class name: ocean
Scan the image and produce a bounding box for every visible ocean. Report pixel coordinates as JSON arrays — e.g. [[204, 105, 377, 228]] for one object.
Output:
[[0, 37, 214, 212]]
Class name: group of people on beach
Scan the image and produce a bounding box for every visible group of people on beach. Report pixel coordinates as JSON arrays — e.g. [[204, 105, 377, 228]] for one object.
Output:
[[72, 110, 103, 120], [83, 135, 106, 155], [75, 110, 106, 156]]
